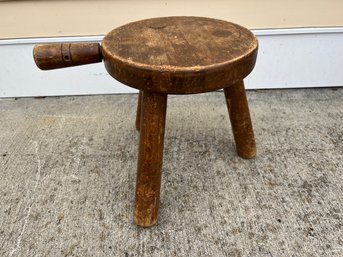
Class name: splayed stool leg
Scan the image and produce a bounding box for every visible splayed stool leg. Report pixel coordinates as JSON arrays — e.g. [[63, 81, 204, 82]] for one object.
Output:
[[224, 81, 256, 159], [134, 91, 167, 227]]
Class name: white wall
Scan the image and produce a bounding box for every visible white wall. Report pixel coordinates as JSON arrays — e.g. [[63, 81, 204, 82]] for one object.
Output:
[[0, 28, 342, 98], [1, 0, 342, 97]]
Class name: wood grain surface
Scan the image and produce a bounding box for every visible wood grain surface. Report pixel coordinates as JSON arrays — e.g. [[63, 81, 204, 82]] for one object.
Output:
[[224, 81, 256, 159], [33, 43, 102, 70], [134, 91, 167, 227], [102, 16, 258, 93]]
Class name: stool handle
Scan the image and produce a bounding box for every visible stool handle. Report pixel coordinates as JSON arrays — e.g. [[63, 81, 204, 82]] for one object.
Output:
[[33, 43, 102, 70]]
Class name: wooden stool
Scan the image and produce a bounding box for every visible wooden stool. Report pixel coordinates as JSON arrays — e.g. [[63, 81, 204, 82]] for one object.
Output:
[[33, 16, 258, 227]]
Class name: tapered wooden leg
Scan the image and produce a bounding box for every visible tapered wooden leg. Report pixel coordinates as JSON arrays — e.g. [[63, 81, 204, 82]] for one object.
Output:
[[135, 91, 143, 131], [134, 91, 167, 227], [224, 81, 256, 159]]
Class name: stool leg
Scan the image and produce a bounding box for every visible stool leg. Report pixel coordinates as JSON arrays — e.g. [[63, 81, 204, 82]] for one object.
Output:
[[134, 91, 167, 227], [224, 81, 256, 159], [135, 91, 143, 131]]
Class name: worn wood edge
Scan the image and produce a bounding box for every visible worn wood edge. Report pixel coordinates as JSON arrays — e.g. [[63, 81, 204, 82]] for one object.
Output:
[[102, 43, 258, 73], [101, 16, 258, 73], [102, 47, 258, 94]]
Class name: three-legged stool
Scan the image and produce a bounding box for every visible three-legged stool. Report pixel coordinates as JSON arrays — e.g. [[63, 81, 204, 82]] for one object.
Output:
[[33, 16, 258, 227]]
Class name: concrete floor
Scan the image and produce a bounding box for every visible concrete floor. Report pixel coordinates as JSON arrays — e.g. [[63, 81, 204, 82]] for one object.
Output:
[[0, 88, 342, 257]]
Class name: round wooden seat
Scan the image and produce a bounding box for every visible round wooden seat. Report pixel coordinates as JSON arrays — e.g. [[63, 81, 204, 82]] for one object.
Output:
[[101, 16, 258, 94]]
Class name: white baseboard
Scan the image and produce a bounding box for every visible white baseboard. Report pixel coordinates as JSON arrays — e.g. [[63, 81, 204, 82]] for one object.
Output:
[[1, 27, 342, 98]]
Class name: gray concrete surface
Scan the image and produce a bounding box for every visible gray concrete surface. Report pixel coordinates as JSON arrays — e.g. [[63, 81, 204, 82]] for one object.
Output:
[[0, 88, 342, 257]]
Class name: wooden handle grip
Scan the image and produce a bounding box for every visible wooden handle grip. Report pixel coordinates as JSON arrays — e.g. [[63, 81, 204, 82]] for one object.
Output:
[[33, 43, 102, 70]]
